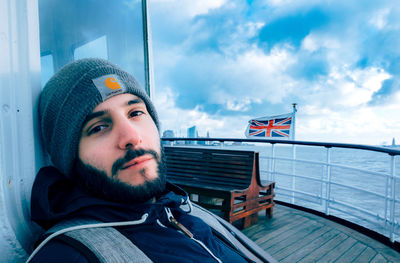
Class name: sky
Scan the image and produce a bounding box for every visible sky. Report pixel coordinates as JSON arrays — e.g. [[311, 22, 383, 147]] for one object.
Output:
[[148, 0, 400, 145]]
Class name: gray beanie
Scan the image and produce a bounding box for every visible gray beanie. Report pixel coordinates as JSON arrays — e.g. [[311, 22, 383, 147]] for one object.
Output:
[[39, 58, 159, 178]]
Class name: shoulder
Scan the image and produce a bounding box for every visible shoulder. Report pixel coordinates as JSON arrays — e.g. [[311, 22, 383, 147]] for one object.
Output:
[[30, 238, 91, 263]]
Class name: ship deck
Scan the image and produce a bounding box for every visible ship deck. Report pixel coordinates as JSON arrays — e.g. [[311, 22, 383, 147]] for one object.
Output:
[[240, 203, 400, 262]]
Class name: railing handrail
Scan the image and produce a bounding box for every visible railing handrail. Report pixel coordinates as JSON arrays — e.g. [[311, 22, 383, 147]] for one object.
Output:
[[162, 136, 399, 244], [161, 137, 400, 156]]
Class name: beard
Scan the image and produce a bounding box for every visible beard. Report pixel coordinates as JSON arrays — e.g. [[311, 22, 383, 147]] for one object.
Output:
[[74, 148, 166, 204]]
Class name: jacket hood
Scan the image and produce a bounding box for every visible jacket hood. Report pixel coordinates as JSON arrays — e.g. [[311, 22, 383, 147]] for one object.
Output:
[[31, 166, 189, 230]]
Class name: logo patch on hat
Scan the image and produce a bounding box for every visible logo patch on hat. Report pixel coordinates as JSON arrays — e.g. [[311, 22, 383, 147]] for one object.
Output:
[[92, 74, 127, 100], [105, 77, 121, 90]]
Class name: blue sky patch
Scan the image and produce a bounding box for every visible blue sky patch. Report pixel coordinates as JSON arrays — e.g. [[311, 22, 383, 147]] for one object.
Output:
[[258, 8, 330, 51]]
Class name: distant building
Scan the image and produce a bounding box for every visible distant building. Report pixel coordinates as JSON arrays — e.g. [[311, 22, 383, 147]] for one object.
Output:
[[187, 126, 197, 138], [162, 130, 175, 145], [201, 130, 211, 145], [187, 126, 197, 144], [163, 130, 175, 138]]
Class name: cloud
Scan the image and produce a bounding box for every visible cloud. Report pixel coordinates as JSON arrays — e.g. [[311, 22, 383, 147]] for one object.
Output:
[[298, 95, 400, 144], [149, 0, 400, 144], [309, 66, 391, 108], [153, 87, 249, 138], [156, 45, 298, 115], [150, 0, 227, 19], [369, 8, 391, 29]]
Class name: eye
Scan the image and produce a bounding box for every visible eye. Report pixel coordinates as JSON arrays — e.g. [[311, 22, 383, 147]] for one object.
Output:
[[129, 110, 144, 118], [87, 124, 108, 136]]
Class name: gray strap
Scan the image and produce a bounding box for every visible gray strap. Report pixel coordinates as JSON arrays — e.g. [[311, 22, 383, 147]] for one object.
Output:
[[64, 226, 152, 263], [27, 217, 152, 263]]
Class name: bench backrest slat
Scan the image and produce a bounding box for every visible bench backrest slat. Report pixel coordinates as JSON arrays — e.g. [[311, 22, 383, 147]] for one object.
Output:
[[164, 146, 256, 189]]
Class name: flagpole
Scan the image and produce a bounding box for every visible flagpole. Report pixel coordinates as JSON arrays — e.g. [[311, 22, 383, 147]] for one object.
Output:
[[292, 103, 297, 140]]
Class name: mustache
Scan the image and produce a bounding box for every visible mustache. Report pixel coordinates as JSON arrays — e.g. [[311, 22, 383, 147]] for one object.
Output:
[[111, 149, 159, 178]]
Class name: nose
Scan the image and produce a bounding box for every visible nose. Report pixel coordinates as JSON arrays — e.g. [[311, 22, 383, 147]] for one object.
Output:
[[116, 118, 142, 150]]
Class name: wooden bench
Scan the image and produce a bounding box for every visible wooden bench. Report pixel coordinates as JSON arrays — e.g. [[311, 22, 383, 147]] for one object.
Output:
[[164, 146, 275, 228]]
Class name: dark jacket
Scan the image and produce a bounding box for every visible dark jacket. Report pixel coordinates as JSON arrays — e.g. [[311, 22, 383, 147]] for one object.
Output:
[[30, 166, 249, 263]]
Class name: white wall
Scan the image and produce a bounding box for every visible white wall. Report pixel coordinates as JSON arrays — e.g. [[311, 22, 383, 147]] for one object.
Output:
[[0, 0, 44, 261]]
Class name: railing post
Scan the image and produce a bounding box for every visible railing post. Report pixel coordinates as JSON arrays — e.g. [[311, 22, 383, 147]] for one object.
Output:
[[384, 156, 390, 233], [389, 155, 396, 242], [291, 144, 296, 204], [325, 147, 331, 215], [270, 144, 276, 181]]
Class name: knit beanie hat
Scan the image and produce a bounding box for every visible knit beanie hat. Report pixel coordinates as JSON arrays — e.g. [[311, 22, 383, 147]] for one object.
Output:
[[39, 58, 159, 178]]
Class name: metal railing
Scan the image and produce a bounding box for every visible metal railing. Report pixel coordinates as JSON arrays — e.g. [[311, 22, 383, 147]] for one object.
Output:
[[162, 137, 400, 243]]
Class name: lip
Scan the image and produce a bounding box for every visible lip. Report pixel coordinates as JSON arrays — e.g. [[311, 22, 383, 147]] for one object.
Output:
[[121, 155, 154, 170]]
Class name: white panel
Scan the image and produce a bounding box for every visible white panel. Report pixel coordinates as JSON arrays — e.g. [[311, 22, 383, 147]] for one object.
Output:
[[0, 0, 43, 262]]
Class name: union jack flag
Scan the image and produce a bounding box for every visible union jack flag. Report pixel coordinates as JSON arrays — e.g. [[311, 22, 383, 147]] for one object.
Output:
[[245, 113, 294, 139]]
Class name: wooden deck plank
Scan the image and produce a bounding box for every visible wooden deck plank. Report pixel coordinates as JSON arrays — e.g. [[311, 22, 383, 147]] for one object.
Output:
[[265, 220, 324, 254], [241, 204, 400, 263], [372, 246, 400, 262], [241, 207, 297, 238], [354, 247, 378, 262], [272, 226, 330, 261], [370, 253, 389, 263], [252, 215, 306, 244], [242, 217, 296, 242], [335, 242, 367, 263], [243, 213, 300, 239], [259, 216, 318, 247], [265, 218, 322, 247], [317, 236, 358, 262], [298, 232, 349, 262], [280, 229, 341, 263]]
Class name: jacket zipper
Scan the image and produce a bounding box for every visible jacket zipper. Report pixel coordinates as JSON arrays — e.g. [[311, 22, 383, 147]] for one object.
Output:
[[165, 208, 223, 263]]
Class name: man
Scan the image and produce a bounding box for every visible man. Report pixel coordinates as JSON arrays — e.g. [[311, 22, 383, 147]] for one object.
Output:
[[29, 58, 273, 262]]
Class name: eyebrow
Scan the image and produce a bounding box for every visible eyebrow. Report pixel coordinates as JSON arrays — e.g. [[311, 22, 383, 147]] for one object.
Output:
[[82, 98, 145, 128], [82, 110, 108, 129], [128, 98, 143, 105]]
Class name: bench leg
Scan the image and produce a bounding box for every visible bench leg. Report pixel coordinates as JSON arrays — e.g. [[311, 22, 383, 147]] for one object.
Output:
[[266, 205, 274, 218], [243, 213, 258, 228], [223, 199, 233, 223]]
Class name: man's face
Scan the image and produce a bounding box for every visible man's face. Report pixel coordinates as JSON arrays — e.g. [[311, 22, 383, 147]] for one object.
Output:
[[78, 93, 162, 190]]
